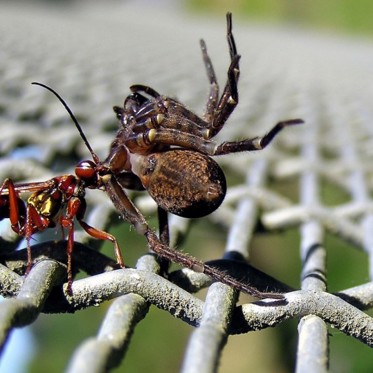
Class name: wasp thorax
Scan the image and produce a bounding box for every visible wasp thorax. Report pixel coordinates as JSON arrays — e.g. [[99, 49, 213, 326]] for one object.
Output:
[[28, 189, 62, 218], [137, 149, 226, 218]]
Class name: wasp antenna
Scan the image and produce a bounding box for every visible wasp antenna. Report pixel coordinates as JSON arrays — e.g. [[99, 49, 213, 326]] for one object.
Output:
[[31, 82, 100, 164]]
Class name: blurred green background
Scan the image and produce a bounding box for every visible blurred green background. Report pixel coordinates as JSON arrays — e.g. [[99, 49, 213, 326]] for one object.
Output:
[[3, 0, 371, 372], [188, 0, 373, 36]]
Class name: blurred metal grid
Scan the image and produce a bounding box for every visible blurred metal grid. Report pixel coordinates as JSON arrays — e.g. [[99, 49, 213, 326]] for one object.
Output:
[[0, 3, 373, 372]]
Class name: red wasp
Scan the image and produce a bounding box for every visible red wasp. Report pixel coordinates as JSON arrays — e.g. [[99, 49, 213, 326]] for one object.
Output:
[[0, 88, 125, 292], [0, 13, 302, 298]]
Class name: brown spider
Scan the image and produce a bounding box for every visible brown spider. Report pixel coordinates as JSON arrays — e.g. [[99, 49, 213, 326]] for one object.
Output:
[[98, 12, 303, 297], [108, 14, 302, 220]]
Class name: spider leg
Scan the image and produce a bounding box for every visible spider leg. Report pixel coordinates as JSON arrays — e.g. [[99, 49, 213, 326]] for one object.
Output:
[[130, 84, 161, 99], [103, 174, 283, 299], [118, 94, 211, 140], [208, 55, 240, 138], [115, 172, 145, 191], [124, 127, 216, 155], [200, 39, 219, 125], [157, 206, 169, 246], [125, 118, 303, 156], [214, 118, 304, 155], [124, 92, 149, 112], [157, 206, 172, 275], [102, 174, 149, 235], [119, 13, 238, 145], [226, 11, 238, 59], [126, 83, 216, 140], [113, 92, 151, 125], [206, 12, 241, 138]]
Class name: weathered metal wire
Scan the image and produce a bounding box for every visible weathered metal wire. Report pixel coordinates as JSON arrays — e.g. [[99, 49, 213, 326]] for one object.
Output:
[[0, 3, 373, 373]]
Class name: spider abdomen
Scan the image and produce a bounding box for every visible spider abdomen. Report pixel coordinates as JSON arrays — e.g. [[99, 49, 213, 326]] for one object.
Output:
[[137, 150, 226, 218]]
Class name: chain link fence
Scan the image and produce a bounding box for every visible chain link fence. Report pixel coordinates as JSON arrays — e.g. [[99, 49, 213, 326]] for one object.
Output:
[[0, 3, 372, 372]]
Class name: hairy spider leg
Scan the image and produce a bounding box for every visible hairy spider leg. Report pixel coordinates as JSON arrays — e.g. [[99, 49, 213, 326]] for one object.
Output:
[[200, 39, 219, 126], [123, 118, 303, 157], [102, 173, 283, 299], [200, 12, 240, 137], [209, 54, 240, 137], [157, 206, 170, 246], [127, 13, 240, 141], [117, 87, 212, 142], [156, 206, 173, 275], [129, 84, 161, 99], [214, 118, 304, 155], [226, 12, 238, 60]]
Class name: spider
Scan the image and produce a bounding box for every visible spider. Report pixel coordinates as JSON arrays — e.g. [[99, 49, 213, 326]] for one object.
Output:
[[98, 12, 303, 296], [107, 13, 302, 221]]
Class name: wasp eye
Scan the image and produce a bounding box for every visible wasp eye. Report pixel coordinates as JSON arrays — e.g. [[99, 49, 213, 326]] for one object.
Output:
[[76, 160, 97, 183]]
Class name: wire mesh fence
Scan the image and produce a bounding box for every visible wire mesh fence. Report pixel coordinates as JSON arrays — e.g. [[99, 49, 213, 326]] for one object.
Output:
[[0, 3, 373, 372]]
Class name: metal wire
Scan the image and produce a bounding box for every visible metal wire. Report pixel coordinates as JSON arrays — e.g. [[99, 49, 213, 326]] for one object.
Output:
[[0, 3, 373, 372]]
